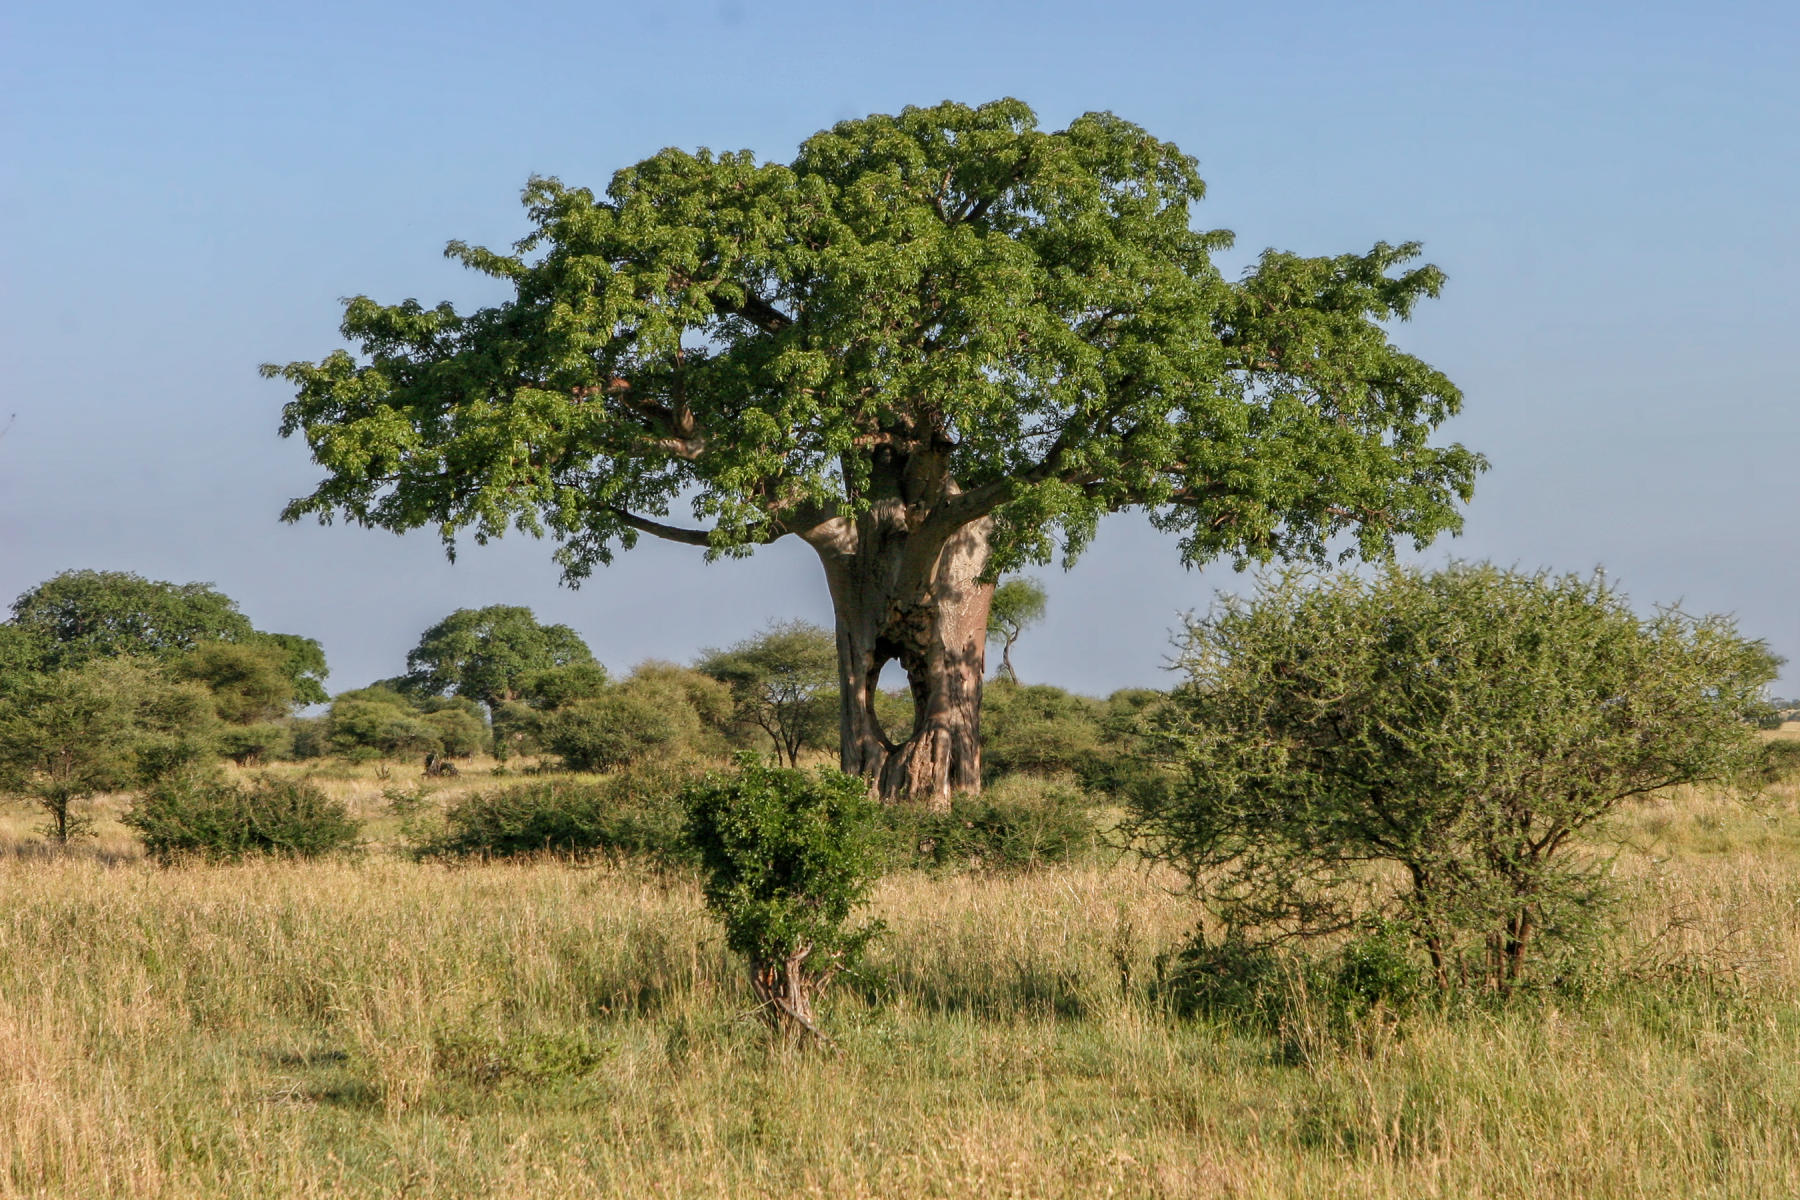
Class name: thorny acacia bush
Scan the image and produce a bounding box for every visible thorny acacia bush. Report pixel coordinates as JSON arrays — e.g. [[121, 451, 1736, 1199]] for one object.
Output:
[[126, 773, 361, 863], [1130, 564, 1778, 994], [418, 766, 697, 864], [683, 756, 884, 1042]]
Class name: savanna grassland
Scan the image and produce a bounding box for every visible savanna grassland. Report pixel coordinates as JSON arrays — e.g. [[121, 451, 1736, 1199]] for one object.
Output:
[[3, 742, 1799, 1200]]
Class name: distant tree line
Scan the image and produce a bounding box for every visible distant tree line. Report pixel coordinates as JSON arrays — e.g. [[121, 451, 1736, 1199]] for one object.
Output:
[[1, 560, 1793, 1033]]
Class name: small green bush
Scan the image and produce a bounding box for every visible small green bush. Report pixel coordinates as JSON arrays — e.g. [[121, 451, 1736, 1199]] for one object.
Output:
[[540, 692, 678, 772], [979, 681, 1103, 782], [421, 706, 489, 757], [1757, 738, 1800, 786], [881, 778, 1103, 872], [325, 693, 443, 761], [683, 756, 884, 1042], [217, 722, 295, 766], [1159, 923, 1427, 1033], [423, 766, 694, 862], [126, 775, 360, 862]]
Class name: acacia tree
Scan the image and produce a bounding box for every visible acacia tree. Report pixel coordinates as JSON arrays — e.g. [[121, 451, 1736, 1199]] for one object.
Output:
[[268, 99, 1483, 805], [0, 659, 217, 843], [1130, 565, 1778, 991], [987, 578, 1047, 684], [698, 621, 838, 767]]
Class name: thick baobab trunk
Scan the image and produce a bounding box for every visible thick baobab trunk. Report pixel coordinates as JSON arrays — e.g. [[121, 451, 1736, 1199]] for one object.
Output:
[[809, 515, 994, 809]]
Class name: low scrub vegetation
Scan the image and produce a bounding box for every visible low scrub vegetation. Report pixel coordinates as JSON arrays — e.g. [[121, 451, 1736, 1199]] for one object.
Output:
[[125, 773, 360, 862], [880, 776, 1107, 873], [0, 564, 1793, 1195], [418, 767, 696, 864], [2, 783, 1798, 1197]]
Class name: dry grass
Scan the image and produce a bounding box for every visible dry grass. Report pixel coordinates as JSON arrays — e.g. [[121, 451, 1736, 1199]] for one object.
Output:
[[0, 768, 1797, 1198]]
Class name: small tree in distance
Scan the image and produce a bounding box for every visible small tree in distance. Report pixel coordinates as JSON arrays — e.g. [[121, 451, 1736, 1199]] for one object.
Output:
[[401, 605, 598, 714], [987, 578, 1047, 684], [698, 621, 838, 767], [1130, 564, 1779, 993], [0, 659, 217, 843]]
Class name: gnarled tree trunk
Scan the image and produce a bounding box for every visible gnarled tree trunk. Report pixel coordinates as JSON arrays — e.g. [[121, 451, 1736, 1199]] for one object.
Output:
[[807, 512, 994, 809]]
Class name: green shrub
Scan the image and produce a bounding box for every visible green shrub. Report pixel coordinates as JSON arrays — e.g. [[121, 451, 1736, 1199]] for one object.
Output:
[[421, 706, 489, 757], [217, 722, 295, 766], [881, 777, 1103, 872], [1158, 934, 1301, 1029], [126, 774, 360, 862], [1082, 688, 1171, 797], [979, 681, 1103, 781], [325, 693, 444, 761], [1132, 564, 1777, 994], [1757, 738, 1800, 786], [540, 665, 734, 772], [540, 692, 680, 772], [1159, 923, 1426, 1033], [423, 766, 694, 862], [683, 756, 885, 1042]]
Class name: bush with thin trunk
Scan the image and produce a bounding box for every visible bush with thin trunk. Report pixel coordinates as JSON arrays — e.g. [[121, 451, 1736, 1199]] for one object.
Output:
[[1130, 564, 1778, 994], [683, 757, 884, 1043]]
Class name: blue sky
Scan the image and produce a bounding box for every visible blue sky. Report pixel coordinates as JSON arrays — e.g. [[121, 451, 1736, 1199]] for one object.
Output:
[[2, 0, 1795, 694]]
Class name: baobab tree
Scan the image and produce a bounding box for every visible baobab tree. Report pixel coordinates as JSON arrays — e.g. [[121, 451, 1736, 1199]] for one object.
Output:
[[267, 99, 1484, 806]]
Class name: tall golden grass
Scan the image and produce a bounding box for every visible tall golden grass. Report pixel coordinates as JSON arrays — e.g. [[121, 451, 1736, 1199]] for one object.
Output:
[[0, 762, 1796, 1198]]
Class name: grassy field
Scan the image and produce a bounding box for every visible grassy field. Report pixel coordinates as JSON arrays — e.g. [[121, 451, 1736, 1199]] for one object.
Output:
[[2, 757, 1798, 1198]]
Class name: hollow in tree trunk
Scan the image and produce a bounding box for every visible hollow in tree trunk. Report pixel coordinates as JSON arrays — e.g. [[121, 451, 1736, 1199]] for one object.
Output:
[[808, 514, 994, 809]]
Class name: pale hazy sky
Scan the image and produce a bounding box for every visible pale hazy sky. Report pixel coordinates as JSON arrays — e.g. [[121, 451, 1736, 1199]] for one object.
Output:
[[2, 0, 1795, 695]]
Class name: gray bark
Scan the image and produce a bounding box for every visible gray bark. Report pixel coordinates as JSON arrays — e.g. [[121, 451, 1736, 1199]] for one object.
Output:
[[805, 510, 993, 809]]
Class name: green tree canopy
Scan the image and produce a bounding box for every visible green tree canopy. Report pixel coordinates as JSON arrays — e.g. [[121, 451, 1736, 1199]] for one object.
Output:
[[1129, 564, 1779, 992], [400, 605, 597, 711], [175, 640, 307, 724], [6, 570, 328, 704], [11, 570, 255, 664], [698, 620, 838, 767], [0, 658, 218, 842], [986, 578, 1047, 684], [269, 98, 1483, 803]]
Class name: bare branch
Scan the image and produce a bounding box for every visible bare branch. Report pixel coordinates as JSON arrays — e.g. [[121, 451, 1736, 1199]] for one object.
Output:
[[713, 289, 794, 334], [607, 507, 715, 547]]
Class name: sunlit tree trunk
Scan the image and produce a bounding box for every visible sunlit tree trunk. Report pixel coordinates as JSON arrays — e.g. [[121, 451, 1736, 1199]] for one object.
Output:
[[810, 515, 993, 809]]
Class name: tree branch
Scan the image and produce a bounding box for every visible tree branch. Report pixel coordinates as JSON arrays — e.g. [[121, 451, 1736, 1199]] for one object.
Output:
[[712, 289, 794, 334], [607, 507, 715, 547]]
